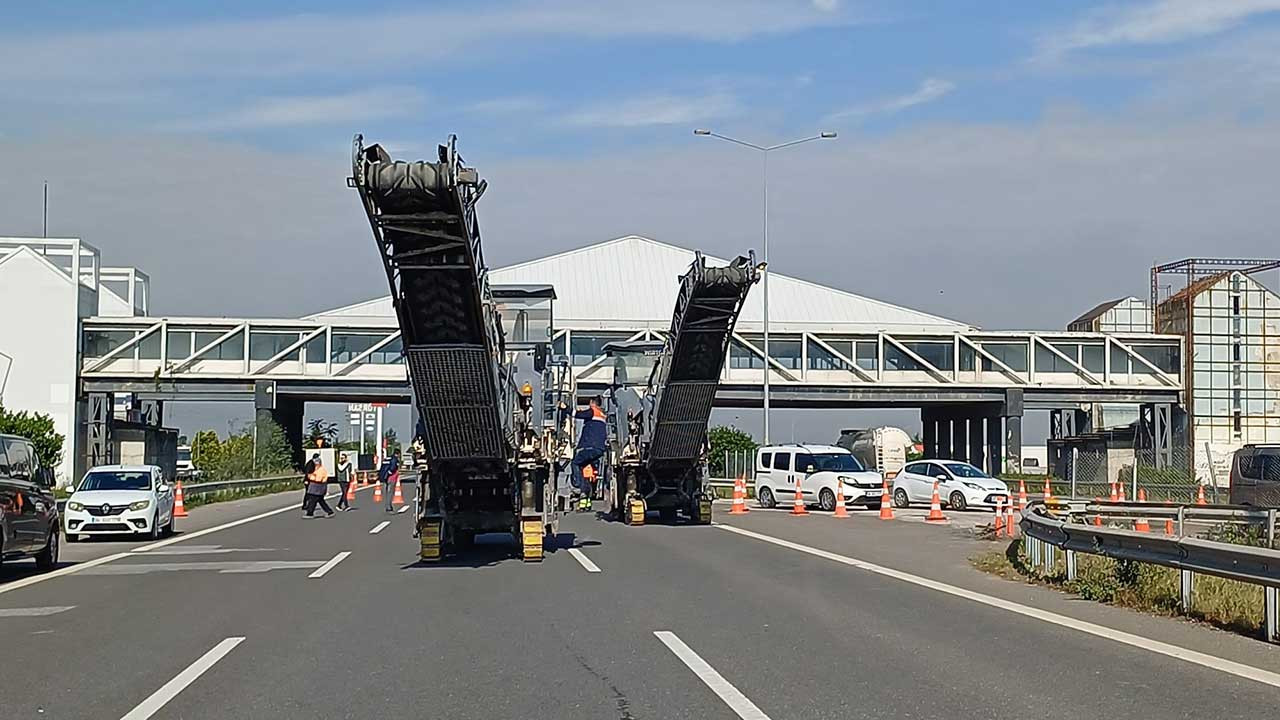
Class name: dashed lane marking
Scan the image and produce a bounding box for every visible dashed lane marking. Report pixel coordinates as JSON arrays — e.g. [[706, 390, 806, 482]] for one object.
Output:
[[120, 637, 245, 720], [654, 631, 771, 720], [714, 523, 1280, 690], [369, 521, 391, 535], [308, 551, 352, 579], [567, 548, 601, 573]]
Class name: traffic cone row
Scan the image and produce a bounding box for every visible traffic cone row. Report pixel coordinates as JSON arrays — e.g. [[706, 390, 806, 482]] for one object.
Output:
[[993, 498, 1005, 537], [729, 475, 750, 515], [790, 475, 809, 516], [1042, 477, 1052, 502], [173, 480, 189, 518], [1017, 479, 1028, 510], [925, 480, 947, 523], [1006, 498, 1019, 538], [1196, 485, 1207, 506], [1109, 482, 1119, 502], [345, 476, 357, 503], [373, 480, 383, 504], [878, 480, 894, 520]]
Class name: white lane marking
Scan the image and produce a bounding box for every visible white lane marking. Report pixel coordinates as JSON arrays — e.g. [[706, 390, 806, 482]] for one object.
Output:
[[0, 552, 129, 597], [0, 606, 75, 617], [0, 486, 375, 597], [567, 548, 601, 573], [654, 631, 771, 720], [120, 636, 245, 720], [309, 551, 351, 579], [715, 523, 1280, 690], [397, 504, 411, 514], [369, 521, 391, 535]]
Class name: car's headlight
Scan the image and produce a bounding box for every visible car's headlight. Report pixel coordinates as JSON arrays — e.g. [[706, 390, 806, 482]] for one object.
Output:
[[129, 500, 151, 511], [963, 482, 983, 490], [67, 501, 84, 511]]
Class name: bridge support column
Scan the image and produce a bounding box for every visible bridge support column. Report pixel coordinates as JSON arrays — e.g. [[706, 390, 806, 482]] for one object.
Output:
[[937, 418, 953, 459], [967, 418, 985, 470], [985, 416, 1003, 475], [921, 410, 938, 458], [950, 418, 967, 462], [1003, 389, 1024, 476], [85, 392, 114, 469], [255, 380, 303, 469]]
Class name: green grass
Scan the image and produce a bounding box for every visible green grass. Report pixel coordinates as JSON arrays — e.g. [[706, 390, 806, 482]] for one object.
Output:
[[971, 543, 1266, 638]]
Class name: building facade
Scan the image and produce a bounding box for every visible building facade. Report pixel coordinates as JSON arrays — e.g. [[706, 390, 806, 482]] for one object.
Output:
[[1157, 271, 1280, 484]]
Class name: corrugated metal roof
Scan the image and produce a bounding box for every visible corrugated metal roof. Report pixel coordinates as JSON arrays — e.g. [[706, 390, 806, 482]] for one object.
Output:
[[1068, 298, 1126, 328], [306, 235, 971, 333]]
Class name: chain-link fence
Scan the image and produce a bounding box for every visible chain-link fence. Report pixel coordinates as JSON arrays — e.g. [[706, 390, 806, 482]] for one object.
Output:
[[1055, 444, 1206, 502]]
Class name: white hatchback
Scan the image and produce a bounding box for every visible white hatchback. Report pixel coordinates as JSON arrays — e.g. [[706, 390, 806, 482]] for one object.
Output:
[[65, 465, 176, 541], [753, 444, 884, 511], [891, 460, 1009, 512]]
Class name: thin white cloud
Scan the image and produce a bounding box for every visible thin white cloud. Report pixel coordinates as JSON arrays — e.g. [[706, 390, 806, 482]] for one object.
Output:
[[565, 92, 740, 128], [170, 88, 424, 131], [826, 78, 955, 122], [1040, 0, 1280, 57], [0, 1, 858, 87], [812, 0, 840, 11]]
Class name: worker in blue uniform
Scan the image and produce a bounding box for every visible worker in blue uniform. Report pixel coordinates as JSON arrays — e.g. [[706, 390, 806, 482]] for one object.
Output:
[[561, 397, 607, 511]]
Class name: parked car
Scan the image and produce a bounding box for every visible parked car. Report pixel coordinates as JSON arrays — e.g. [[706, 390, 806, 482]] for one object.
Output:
[[892, 460, 1009, 511], [753, 444, 883, 511], [0, 433, 60, 571], [64, 465, 175, 541], [1229, 444, 1280, 506]]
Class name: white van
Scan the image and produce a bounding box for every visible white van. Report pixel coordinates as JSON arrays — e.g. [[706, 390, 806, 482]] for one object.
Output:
[[753, 444, 883, 511]]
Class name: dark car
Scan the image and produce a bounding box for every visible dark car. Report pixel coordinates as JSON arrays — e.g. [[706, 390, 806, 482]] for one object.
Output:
[[0, 433, 60, 571], [1229, 444, 1280, 507]]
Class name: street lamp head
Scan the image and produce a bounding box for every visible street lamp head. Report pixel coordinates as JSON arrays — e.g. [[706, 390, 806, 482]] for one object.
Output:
[[819, 131, 838, 139], [693, 128, 712, 136]]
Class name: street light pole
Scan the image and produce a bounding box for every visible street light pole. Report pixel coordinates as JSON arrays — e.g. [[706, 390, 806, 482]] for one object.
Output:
[[694, 129, 836, 444]]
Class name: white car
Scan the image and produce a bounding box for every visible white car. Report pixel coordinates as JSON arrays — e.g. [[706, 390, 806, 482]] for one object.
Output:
[[753, 444, 884, 511], [892, 460, 1009, 511], [64, 465, 176, 541]]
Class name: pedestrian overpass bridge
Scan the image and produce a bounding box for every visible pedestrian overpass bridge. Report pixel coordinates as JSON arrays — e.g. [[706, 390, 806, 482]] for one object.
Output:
[[80, 316, 1183, 407]]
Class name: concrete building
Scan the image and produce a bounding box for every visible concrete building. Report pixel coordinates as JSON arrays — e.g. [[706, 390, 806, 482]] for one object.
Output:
[[1156, 268, 1280, 484], [1068, 296, 1152, 334], [0, 238, 151, 483]]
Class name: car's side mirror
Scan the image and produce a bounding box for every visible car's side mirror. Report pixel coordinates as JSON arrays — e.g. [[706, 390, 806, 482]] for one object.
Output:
[[806, 465, 816, 474], [936, 474, 949, 482]]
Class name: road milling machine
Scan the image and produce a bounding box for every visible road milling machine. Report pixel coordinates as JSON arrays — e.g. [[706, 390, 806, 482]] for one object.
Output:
[[604, 251, 760, 525], [350, 134, 571, 562]]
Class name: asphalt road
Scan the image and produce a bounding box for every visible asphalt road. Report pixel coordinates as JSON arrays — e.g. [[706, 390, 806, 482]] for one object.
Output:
[[2, 489, 1279, 719]]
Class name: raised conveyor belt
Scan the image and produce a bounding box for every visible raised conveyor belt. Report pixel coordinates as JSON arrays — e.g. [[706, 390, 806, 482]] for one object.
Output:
[[646, 253, 759, 471], [351, 135, 508, 466]]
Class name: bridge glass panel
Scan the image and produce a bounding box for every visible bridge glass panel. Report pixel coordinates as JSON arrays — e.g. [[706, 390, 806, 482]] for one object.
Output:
[[730, 335, 764, 369], [807, 340, 851, 371], [166, 330, 193, 360], [770, 337, 802, 370], [138, 331, 161, 360], [194, 330, 244, 361], [979, 342, 1027, 372], [83, 330, 134, 358], [249, 331, 301, 361], [855, 341, 878, 371], [902, 341, 953, 371], [1082, 344, 1104, 373], [304, 335, 326, 363], [1132, 344, 1180, 374], [570, 332, 632, 366]]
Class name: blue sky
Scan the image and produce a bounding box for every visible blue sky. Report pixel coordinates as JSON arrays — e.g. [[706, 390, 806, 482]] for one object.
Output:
[[7, 1, 1280, 156]]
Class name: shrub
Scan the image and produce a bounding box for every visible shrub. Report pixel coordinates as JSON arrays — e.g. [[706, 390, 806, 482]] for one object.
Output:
[[0, 403, 64, 472]]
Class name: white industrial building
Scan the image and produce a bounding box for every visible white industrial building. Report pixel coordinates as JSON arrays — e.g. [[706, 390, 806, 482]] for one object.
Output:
[[0, 238, 151, 482]]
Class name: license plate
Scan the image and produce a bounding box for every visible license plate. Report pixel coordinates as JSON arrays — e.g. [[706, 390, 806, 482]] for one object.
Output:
[[864, 489, 879, 496]]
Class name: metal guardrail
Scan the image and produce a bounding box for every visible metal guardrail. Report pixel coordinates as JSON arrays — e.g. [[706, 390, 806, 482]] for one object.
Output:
[[180, 475, 299, 497], [1020, 500, 1280, 643]]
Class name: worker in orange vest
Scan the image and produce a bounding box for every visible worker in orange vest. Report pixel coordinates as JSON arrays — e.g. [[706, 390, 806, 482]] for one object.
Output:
[[303, 453, 335, 518]]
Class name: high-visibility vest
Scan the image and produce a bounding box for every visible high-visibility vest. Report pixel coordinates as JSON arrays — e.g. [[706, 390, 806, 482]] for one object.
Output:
[[309, 465, 330, 484]]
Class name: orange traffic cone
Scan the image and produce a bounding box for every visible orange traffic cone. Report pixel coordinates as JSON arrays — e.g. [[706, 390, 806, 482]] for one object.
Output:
[[1118, 484, 1126, 502], [173, 480, 189, 518], [1196, 485, 1207, 506], [993, 498, 1005, 537], [1043, 477, 1052, 502], [729, 475, 749, 515], [345, 476, 357, 503], [1007, 499, 1019, 538], [1138, 487, 1147, 503], [879, 480, 895, 520], [1109, 482, 1119, 502], [1092, 497, 1103, 527], [373, 480, 383, 504], [1134, 514, 1150, 533], [1165, 518, 1175, 535], [790, 476, 809, 516], [392, 474, 405, 507], [925, 481, 948, 523], [833, 480, 849, 518]]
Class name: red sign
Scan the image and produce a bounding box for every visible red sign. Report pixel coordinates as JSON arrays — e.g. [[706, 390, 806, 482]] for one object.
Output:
[[372, 402, 388, 408]]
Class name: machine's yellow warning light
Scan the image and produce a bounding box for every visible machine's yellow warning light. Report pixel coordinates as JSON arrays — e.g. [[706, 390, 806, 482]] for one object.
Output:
[[521, 382, 533, 396]]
